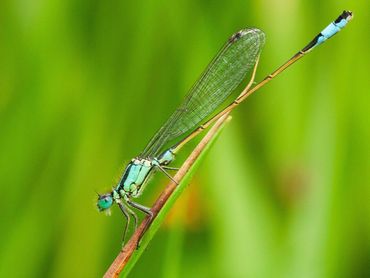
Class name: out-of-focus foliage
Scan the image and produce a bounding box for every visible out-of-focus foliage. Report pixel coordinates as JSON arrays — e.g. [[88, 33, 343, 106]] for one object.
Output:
[[0, 0, 368, 277]]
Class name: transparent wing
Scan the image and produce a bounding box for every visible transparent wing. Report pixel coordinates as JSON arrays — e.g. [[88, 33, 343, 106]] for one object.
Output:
[[141, 28, 265, 158]]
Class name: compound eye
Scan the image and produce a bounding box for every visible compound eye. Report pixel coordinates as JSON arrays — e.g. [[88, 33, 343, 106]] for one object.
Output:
[[97, 194, 113, 211]]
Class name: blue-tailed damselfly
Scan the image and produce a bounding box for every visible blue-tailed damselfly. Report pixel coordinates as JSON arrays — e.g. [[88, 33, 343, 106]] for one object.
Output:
[[97, 10, 353, 243]]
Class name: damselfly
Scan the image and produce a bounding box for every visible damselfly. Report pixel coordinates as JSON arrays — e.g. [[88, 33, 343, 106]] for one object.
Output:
[[97, 11, 353, 242]]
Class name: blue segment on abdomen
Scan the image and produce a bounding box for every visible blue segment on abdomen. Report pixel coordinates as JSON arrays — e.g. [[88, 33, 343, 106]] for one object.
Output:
[[321, 23, 340, 39], [335, 18, 348, 28], [317, 18, 349, 46]]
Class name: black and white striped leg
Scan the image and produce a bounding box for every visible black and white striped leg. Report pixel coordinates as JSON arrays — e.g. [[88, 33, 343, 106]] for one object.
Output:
[[126, 199, 153, 219], [126, 199, 154, 249], [118, 202, 130, 245], [161, 166, 179, 171], [156, 164, 179, 184], [125, 204, 139, 231]]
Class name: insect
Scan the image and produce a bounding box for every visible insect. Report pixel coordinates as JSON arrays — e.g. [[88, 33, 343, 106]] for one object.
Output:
[[97, 11, 353, 242]]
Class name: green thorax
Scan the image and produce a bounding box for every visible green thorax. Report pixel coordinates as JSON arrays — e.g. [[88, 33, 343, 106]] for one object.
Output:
[[116, 149, 175, 198]]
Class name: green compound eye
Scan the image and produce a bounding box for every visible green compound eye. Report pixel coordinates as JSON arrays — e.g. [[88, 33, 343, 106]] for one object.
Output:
[[97, 194, 113, 211]]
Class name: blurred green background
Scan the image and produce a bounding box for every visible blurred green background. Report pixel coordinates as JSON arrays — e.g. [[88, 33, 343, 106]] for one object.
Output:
[[0, 0, 369, 277]]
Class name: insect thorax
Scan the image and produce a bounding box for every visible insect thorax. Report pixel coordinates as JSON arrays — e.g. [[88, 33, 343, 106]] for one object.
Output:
[[116, 158, 155, 198]]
